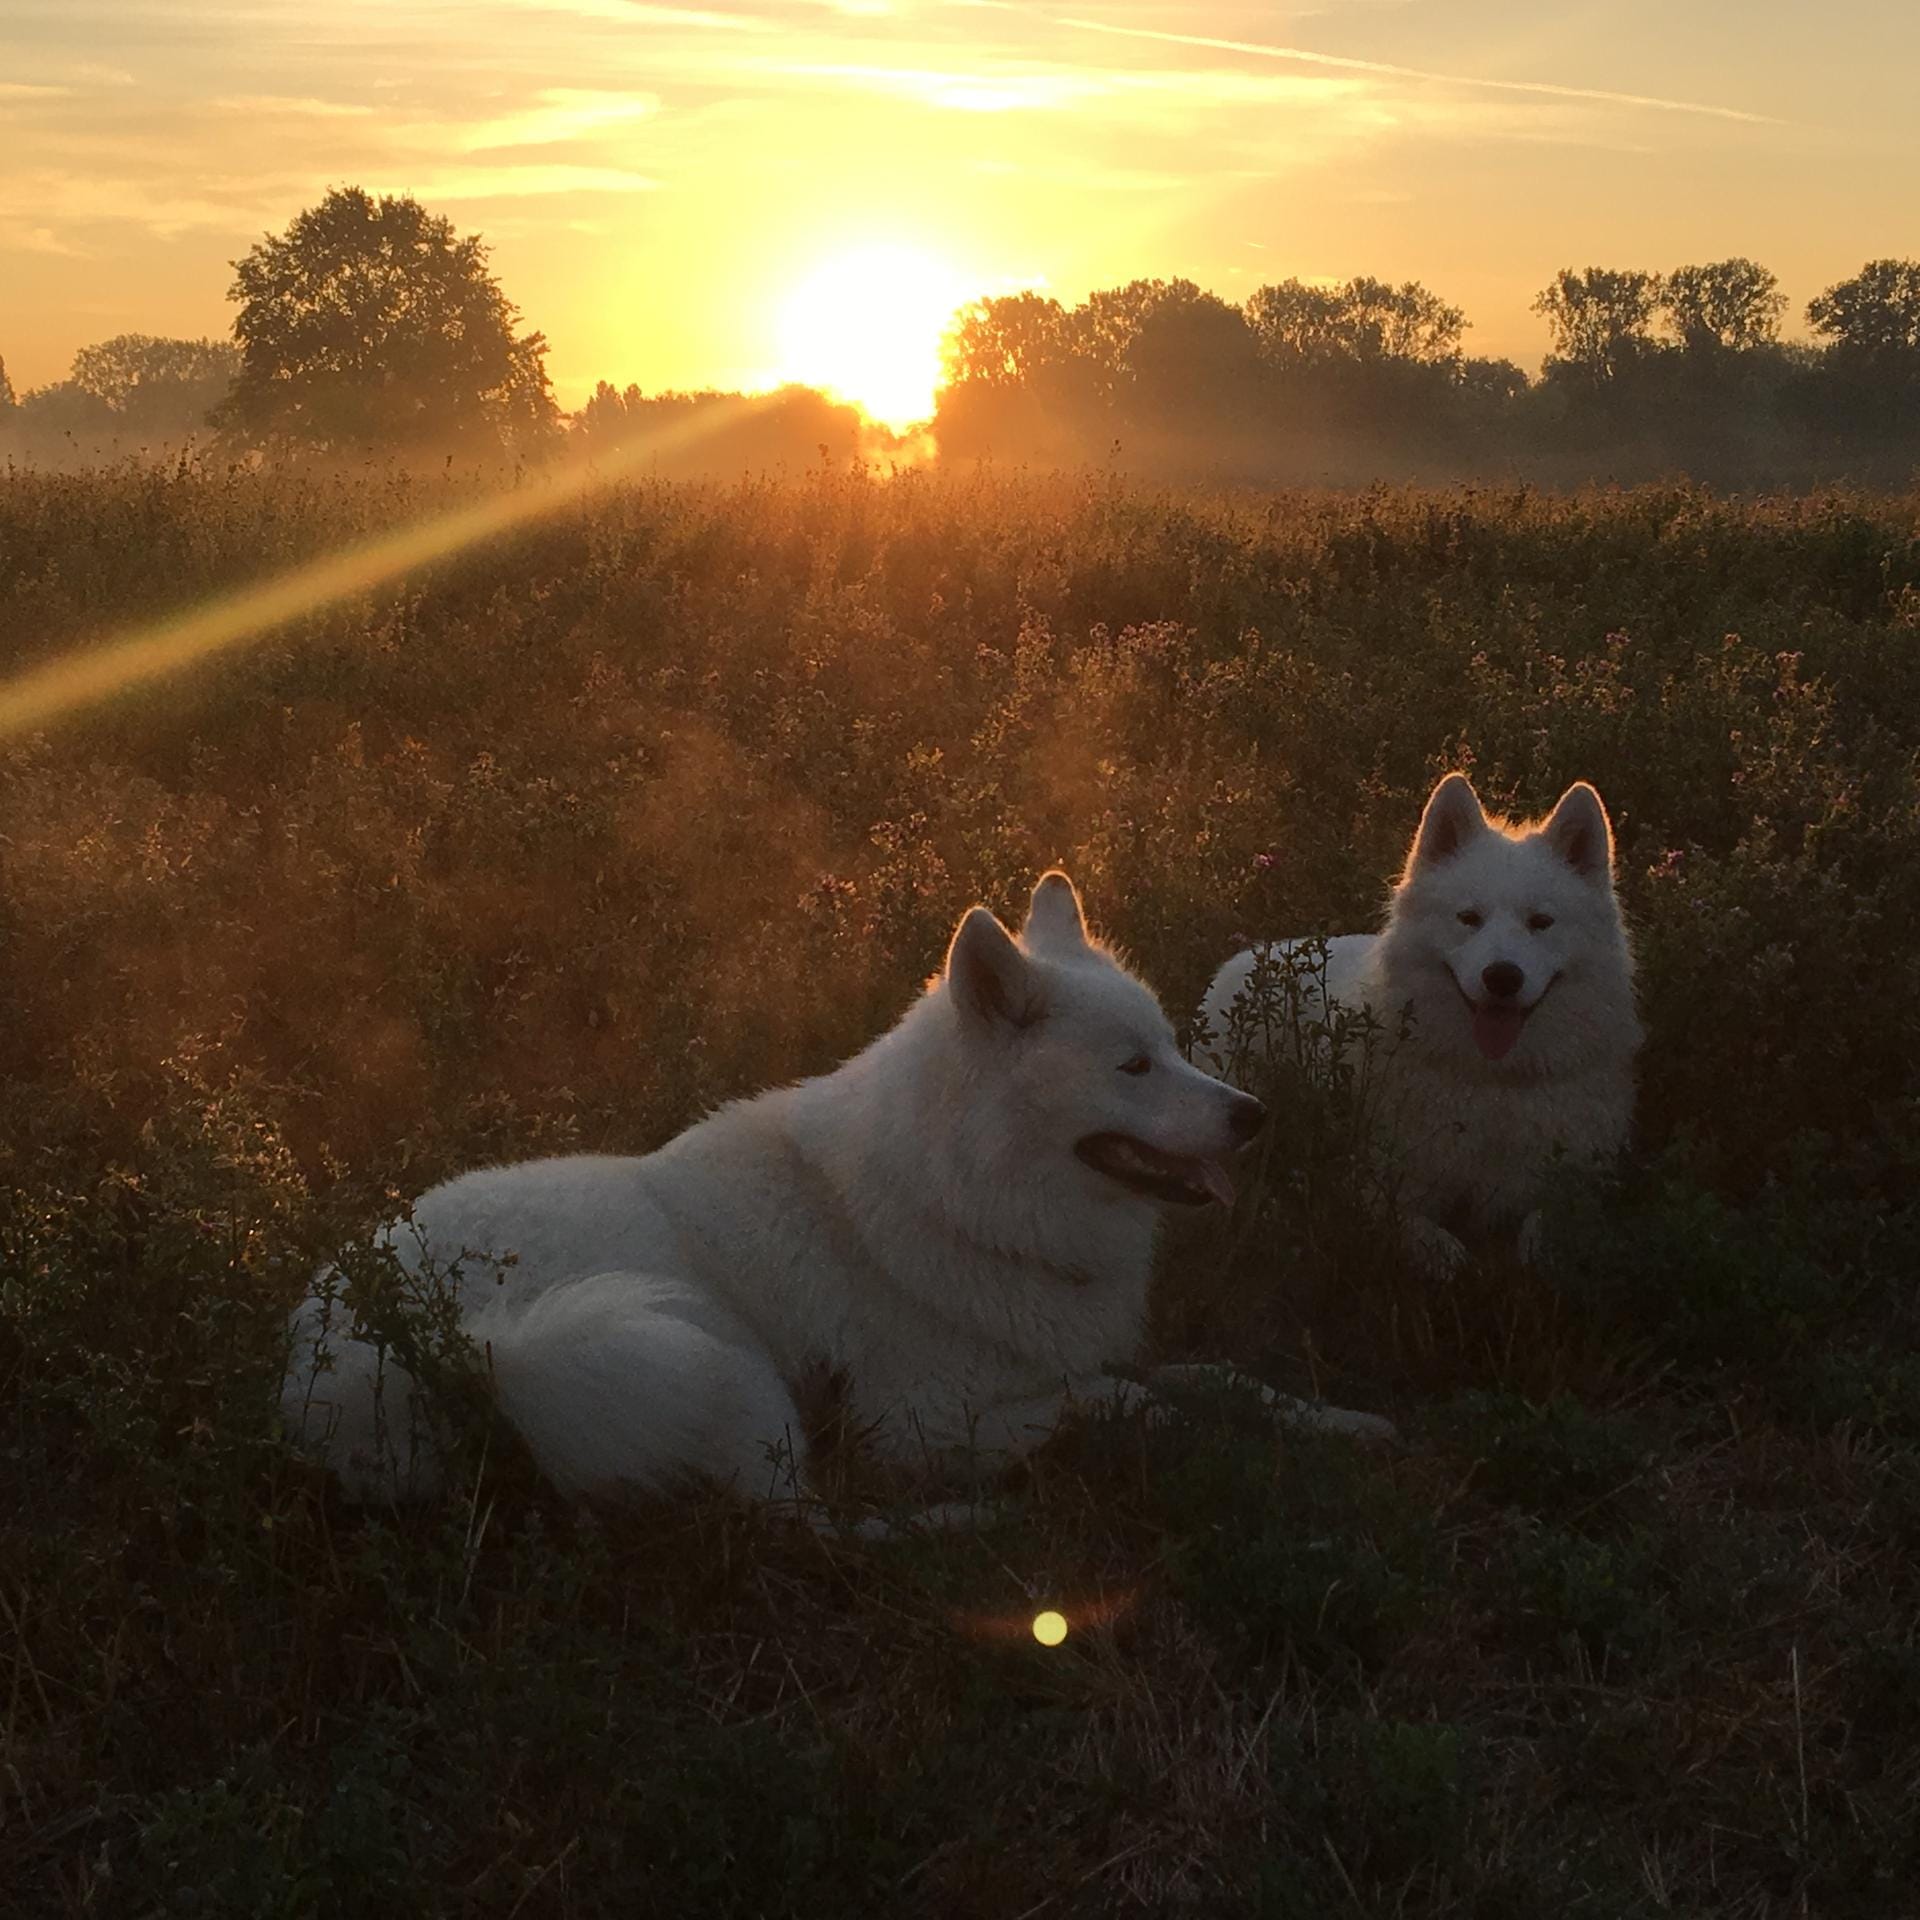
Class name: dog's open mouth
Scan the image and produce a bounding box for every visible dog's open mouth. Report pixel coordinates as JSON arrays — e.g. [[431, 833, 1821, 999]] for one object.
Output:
[[1456, 974, 1558, 1062], [1467, 1002, 1528, 1061], [1075, 1133, 1236, 1208]]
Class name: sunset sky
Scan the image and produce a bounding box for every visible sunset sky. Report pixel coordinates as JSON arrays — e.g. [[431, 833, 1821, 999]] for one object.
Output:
[[3, 0, 1913, 421]]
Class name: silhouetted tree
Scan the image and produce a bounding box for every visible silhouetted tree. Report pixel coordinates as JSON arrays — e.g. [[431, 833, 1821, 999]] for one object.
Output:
[[1123, 291, 1261, 422], [1070, 278, 1216, 403], [220, 187, 559, 457], [1459, 357, 1529, 405], [571, 381, 867, 473], [11, 382, 118, 442], [1244, 280, 1348, 365], [1247, 278, 1465, 368], [1533, 268, 1663, 382], [1660, 259, 1785, 353], [942, 293, 1078, 390], [0, 354, 15, 414], [1807, 259, 1920, 364], [68, 334, 240, 435]]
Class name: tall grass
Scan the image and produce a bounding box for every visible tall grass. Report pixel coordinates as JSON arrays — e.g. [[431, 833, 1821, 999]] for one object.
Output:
[[2, 465, 1918, 1914]]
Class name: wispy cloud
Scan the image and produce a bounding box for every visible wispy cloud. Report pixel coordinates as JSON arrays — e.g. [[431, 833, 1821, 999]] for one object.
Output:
[[369, 163, 659, 199], [760, 61, 1106, 110], [208, 95, 375, 118], [508, 0, 770, 27], [0, 218, 90, 256], [1053, 17, 1781, 125], [457, 87, 660, 148], [740, 55, 1365, 113]]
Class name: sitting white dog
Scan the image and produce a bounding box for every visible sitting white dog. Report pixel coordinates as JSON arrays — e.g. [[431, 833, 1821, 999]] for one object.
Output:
[[1201, 774, 1641, 1275]]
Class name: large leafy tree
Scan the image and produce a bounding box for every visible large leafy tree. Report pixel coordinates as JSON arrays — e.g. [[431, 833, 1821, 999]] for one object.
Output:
[[1247, 278, 1465, 366], [220, 187, 559, 455], [1807, 259, 1920, 363], [1659, 259, 1785, 354], [941, 293, 1077, 392], [1533, 267, 1663, 382]]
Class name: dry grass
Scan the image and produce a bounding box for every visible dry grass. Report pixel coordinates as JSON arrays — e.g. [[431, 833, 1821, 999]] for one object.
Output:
[[2, 464, 1918, 1915]]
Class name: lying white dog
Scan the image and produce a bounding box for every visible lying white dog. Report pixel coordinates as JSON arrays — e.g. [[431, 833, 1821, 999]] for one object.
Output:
[[285, 872, 1389, 1510], [1201, 774, 1641, 1275]]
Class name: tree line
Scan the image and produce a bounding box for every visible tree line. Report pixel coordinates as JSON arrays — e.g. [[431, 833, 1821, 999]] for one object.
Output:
[[3, 185, 1917, 485], [934, 260, 1920, 483]]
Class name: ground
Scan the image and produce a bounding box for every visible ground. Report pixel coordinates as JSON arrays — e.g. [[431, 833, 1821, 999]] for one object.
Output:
[[2, 466, 1917, 1915]]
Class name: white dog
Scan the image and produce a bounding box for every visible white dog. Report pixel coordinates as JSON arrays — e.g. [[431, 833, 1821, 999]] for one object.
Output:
[[1201, 775, 1641, 1275], [284, 873, 1389, 1511]]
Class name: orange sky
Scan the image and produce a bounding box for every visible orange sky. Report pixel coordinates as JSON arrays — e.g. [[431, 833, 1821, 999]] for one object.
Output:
[[3, 0, 1914, 420]]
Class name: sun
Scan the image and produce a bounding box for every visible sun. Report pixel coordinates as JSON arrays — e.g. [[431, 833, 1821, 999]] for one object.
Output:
[[775, 244, 969, 432]]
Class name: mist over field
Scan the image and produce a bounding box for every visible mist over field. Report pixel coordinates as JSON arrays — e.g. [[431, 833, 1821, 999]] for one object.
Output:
[[4, 463, 1920, 1912]]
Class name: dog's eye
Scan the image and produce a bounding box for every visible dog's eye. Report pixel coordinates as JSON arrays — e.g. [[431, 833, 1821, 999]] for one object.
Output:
[[1118, 1055, 1152, 1077], [1527, 913, 1555, 932], [1457, 910, 1483, 929]]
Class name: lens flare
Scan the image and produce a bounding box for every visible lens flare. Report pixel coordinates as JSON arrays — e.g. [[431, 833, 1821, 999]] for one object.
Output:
[[0, 396, 780, 742], [1031, 1610, 1069, 1647]]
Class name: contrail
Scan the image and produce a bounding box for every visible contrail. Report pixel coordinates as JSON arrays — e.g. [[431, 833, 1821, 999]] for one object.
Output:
[[0, 395, 780, 740], [1054, 16, 1780, 125]]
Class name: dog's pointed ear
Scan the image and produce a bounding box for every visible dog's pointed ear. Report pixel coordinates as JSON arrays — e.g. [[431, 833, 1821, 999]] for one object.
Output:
[[946, 906, 1044, 1030], [1408, 773, 1487, 874], [1022, 870, 1089, 954], [1541, 782, 1615, 883]]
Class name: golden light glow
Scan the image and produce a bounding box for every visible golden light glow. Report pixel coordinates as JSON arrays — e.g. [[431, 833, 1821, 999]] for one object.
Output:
[[774, 244, 969, 432], [1031, 1609, 1069, 1647], [0, 397, 776, 742]]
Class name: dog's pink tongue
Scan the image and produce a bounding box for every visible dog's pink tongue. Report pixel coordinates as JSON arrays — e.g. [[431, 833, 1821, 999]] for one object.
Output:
[[1197, 1160, 1237, 1208], [1472, 1005, 1524, 1062]]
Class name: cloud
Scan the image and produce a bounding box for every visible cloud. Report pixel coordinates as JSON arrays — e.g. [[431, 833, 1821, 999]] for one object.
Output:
[[457, 87, 661, 149], [0, 219, 90, 257], [744, 56, 1365, 113], [208, 95, 376, 119], [1053, 17, 1781, 126], [507, 0, 769, 26], [368, 163, 660, 199]]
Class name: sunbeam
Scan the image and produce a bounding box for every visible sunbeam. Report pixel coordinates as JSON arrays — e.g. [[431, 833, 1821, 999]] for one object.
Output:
[[0, 395, 780, 741]]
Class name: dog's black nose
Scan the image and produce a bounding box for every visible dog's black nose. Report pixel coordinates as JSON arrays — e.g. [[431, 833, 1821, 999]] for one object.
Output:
[[1229, 1094, 1267, 1142], [1481, 961, 1524, 1001]]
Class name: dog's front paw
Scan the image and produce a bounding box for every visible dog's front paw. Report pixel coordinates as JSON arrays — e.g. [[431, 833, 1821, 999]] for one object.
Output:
[[1264, 1393, 1402, 1447], [1404, 1217, 1468, 1280]]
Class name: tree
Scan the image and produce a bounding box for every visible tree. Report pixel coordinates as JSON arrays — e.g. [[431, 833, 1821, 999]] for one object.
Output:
[[1123, 291, 1261, 421], [1331, 278, 1466, 364], [1660, 259, 1785, 353], [941, 293, 1077, 391], [0, 354, 15, 413], [68, 334, 240, 435], [220, 186, 559, 456], [1245, 280, 1349, 365], [1533, 268, 1663, 382], [1806, 259, 1920, 363], [1069, 278, 1217, 401], [1247, 278, 1465, 367], [11, 382, 118, 441]]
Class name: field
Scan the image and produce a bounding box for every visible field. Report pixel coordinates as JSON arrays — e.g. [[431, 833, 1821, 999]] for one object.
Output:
[[3, 464, 1919, 1916]]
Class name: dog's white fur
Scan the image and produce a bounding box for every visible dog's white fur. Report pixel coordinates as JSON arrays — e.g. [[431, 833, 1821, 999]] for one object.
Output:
[[1201, 774, 1641, 1274], [284, 872, 1391, 1508]]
